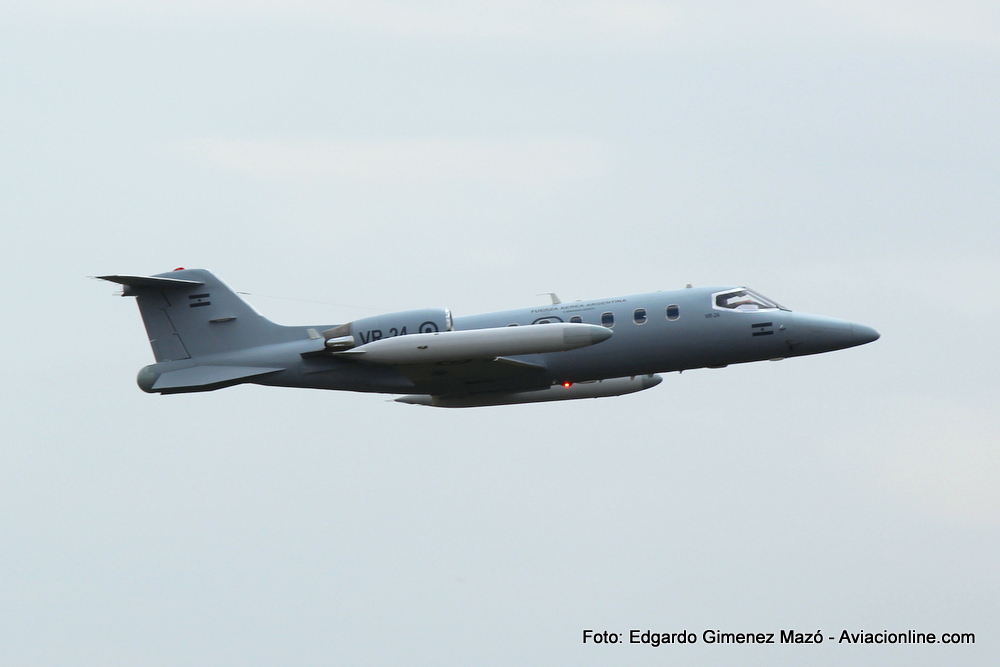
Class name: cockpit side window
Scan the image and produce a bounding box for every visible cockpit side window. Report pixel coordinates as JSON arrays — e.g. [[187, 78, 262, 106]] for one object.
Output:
[[712, 288, 785, 312]]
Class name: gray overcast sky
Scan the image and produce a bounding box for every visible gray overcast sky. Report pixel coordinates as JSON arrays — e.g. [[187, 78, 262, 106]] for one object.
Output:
[[1, 2, 998, 665]]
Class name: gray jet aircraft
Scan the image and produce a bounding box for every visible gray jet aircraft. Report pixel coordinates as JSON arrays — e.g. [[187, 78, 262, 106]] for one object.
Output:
[[98, 268, 879, 407]]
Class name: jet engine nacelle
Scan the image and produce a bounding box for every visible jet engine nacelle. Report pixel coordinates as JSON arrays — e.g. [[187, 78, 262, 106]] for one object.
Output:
[[322, 308, 452, 349]]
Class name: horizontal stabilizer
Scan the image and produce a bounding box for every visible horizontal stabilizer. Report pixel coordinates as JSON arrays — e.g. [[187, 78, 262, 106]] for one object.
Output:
[[96, 274, 205, 289], [147, 365, 283, 392]]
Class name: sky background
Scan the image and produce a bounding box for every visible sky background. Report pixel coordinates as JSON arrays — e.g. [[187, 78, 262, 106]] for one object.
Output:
[[1, 1, 998, 665]]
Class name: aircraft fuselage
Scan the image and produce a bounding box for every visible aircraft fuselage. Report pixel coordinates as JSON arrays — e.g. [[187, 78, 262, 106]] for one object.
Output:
[[100, 270, 879, 406]]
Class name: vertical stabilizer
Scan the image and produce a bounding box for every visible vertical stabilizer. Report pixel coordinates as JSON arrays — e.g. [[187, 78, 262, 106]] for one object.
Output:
[[98, 269, 303, 361]]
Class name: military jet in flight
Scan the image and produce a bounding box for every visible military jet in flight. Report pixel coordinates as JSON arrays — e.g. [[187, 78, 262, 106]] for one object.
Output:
[[97, 268, 879, 407]]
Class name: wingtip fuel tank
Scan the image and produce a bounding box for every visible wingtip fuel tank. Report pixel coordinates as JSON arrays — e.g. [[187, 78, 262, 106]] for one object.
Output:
[[396, 374, 661, 408]]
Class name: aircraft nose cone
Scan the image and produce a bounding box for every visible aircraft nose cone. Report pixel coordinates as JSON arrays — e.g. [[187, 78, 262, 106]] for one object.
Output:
[[851, 324, 880, 346], [787, 313, 877, 354]]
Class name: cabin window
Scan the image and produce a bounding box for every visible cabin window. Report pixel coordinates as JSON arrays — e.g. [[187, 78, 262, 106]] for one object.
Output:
[[569, 316, 582, 323], [536, 319, 551, 324], [601, 312, 615, 328], [666, 304, 680, 320], [633, 308, 647, 324]]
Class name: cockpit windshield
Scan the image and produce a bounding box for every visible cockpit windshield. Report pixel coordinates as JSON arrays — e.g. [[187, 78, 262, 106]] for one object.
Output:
[[712, 288, 787, 312]]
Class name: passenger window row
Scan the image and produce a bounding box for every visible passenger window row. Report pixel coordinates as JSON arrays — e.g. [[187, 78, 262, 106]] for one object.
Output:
[[514, 305, 680, 328], [599, 305, 681, 328]]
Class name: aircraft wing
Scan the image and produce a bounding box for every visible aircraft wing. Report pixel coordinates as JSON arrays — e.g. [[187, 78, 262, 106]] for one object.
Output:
[[318, 322, 613, 396], [393, 356, 552, 396]]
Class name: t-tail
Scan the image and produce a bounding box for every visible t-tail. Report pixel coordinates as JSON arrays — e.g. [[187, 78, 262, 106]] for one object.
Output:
[[98, 268, 319, 393]]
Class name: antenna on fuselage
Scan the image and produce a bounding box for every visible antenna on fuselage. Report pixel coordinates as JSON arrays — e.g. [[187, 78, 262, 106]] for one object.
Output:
[[538, 293, 561, 304]]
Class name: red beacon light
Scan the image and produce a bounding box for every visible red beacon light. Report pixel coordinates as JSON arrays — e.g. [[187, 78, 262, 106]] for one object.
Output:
[[562, 382, 572, 388], [173, 267, 185, 271]]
